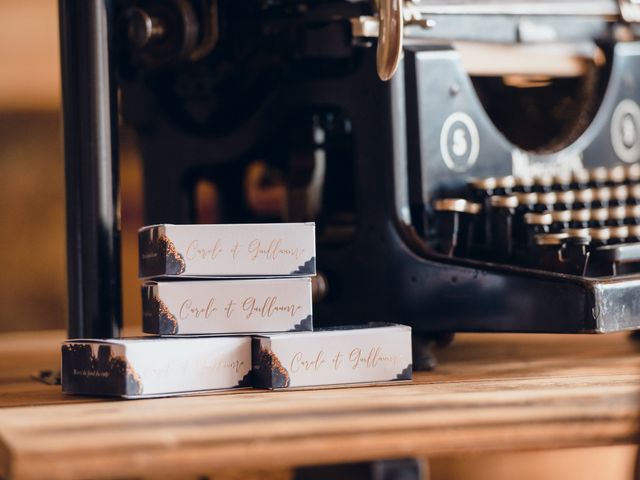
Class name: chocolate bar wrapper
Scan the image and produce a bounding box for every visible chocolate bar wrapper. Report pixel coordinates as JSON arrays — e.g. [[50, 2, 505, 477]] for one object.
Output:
[[252, 323, 412, 389], [62, 336, 251, 398], [142, 278, 313, 335], [139, 223, 315, 278]]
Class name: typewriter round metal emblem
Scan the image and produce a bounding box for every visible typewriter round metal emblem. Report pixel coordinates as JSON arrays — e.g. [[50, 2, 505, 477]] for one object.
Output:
[[611, 99, 640, 164], [440, 112, 480, 172]]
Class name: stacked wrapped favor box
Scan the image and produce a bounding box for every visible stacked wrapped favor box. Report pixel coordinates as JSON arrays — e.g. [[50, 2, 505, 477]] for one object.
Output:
[[62, 222, 412, 398]]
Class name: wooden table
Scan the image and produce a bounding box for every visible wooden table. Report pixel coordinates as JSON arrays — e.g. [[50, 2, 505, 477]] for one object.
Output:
[[1, 330, 640, 479]]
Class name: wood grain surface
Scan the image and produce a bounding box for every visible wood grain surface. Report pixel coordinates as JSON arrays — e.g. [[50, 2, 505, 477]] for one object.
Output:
[[1, 330, 640, 479]]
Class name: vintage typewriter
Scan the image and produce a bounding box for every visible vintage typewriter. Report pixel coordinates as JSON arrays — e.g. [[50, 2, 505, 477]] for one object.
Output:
[[60, 0, 640, 364]]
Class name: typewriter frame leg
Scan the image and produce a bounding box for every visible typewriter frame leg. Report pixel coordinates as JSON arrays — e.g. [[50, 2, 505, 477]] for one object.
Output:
[[412, 332, 455, 371], [59, 0, 122, 339]]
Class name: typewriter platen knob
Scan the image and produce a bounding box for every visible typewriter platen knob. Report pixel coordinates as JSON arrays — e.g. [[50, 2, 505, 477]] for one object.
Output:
[[122, 8, 164, 49], [120, 0, 218, 65], [377, 0, 403, 81]]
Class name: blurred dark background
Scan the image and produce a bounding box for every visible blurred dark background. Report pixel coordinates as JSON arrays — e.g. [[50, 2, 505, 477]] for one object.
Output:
[[0, 0, 144, 333]]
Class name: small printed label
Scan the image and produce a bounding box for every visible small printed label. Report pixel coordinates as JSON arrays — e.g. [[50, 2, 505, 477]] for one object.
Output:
[[179, 295, 304, 321], [185, 238, 306, 263], [289, 346, 402, 374], [73, 368, 110, 378], [611, 99, 640, 164], [440, 112, 480, 172]]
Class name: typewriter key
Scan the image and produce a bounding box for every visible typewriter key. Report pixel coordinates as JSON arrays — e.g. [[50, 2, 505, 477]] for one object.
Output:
[[468, 177, 495, 200], [574, 188, 594, 209], [515, 192, 537, 211], [607, 206, 627, 226], [524, 212, 553, 245], [555, 190, 575, 210], [629, 225, 640, 242], [494, 176, 516, 195], [609, 226, 629, 244], [432, 199, 481, 257], [469, 176, 515, 198], [625, 163, 640, 184], [489, 195, 518, 261], [588, 167, 609, 188], [570, 169, 590, 190], [593, 187, 612, 208], [532, 175, 554, 193], [533, 192, 557, 212], [513, 176, 534, 193], [535, 233, 568, 246], [588, 227, 611, 248], [625, 205, 640, 225], [607, 165, 626, 185], [564, 228, 591, 239], [610, 185, 629, 206], [551, 172, 573, 191], [589, 208, 609, 228], [569, 209, 591, 229], [629, 184, 640, 205], [535, 233, 568, 244], [550, 210, 572, 232]]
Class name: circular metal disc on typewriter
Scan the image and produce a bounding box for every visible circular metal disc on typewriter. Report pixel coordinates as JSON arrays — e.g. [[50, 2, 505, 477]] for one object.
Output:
[[575, 188, 594, 203], [490, 195, 518, 208], [608, 165, 627, 184], [570, 209, 591, 222], [550, 210, 571, 223], [535, 191, 557, 206], [612, 185, 629, 202], [594, 187, 612, 202], [610, 225, 630, 240], [564, 228, 591, 239], [588, 227, 611, 241], [626, 163, 640, 182], [556, 190, 576, 204], [608, 205, 627, 220], [433, 198, 481, 214], [535, 233, 569, 246], [468, 177, 497, 191], [589, 167, 609, 183], [590, 208, 609, 222], [516, 192, 537, 205], [524, 212, 553, 225], [626, 204, 640, 218]]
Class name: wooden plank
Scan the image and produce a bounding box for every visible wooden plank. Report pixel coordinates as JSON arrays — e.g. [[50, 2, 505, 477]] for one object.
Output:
[[1, 331, 640, 479]]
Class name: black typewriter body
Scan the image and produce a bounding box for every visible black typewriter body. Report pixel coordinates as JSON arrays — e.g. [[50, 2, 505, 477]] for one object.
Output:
[[60, 0, 640, 343]]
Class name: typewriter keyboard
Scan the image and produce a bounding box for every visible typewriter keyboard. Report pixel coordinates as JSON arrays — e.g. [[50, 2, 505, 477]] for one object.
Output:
[[430, 165, 640, 277]]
